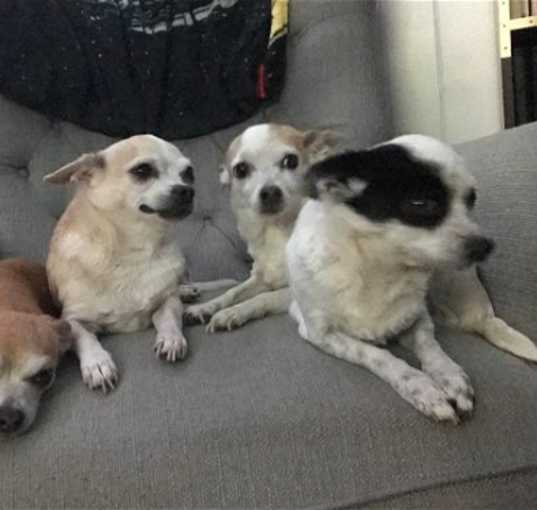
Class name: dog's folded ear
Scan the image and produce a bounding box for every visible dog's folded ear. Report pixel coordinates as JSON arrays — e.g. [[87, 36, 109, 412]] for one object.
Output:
[[43, 152, 105, 184], [303, 130, 342, 163]]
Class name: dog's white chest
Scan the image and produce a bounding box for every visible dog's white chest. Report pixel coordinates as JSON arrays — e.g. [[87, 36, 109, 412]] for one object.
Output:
[[288, 201, 428, 342]]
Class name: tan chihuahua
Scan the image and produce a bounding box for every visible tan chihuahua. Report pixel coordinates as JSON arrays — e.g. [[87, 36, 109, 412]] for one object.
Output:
[[45, 135, 198, 393], [0, 259, 71, 436]]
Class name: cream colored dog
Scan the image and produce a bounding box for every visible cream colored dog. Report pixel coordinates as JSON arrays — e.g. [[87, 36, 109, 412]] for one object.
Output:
[[184, 124, 339, 332], [45, 135, 199, 392]]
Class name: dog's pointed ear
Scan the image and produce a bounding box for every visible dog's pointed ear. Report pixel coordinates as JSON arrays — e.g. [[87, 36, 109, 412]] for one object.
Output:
[[303, 130, 342, 163], [311, 175, 367, 202], [219, 164, 231, 187], [43, 152, 105, 185]]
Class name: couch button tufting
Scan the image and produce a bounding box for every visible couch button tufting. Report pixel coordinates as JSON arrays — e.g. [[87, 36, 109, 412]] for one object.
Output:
[[18, 168, 29, 179]]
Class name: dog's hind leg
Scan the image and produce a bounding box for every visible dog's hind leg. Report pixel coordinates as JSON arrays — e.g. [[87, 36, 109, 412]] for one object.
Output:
[[183, 276, 269, 325], [205, 288, 291, 332], [69, 319, 118, 393], [152, 295, 188, 362], [430, 267, 537, 361]]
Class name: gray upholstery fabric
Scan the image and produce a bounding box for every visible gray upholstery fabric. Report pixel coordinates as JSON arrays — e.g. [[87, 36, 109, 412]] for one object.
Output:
[[1, 1, 537, 509], [2, 321, 537, 509]]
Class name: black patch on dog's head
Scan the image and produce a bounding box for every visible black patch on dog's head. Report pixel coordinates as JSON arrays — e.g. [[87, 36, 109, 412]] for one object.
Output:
[[308, 144, 450, 228]]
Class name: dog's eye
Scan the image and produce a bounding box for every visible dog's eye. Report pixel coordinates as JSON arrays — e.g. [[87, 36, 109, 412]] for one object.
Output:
[[281, 153, 299, 170], [28, 368, 55, 388], [181, 166, 194, 184], [402, 198, 440, 216], [130, 163, 157, 181], [465, 188, 476, 209], [233, 162, 250, 179]]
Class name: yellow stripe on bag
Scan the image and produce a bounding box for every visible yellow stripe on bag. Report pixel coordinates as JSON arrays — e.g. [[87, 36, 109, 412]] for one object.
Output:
[[271, 0, 289, 40]]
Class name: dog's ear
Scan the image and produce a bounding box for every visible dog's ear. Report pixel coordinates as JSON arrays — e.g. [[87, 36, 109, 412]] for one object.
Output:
[[43, 152, 105, 185], [303, 130, 342, 163], [311, 176, 367, 202], [219, 164, 231, 187]]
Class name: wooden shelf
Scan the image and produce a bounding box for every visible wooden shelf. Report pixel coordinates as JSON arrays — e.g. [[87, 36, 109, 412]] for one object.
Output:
[[498, 2, 537, 58], [510, 15, 537, 30], [497, 1, 537, 128]]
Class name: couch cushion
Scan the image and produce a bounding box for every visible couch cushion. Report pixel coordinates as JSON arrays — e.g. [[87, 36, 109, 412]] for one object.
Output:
[[1, 314, 537, 508]]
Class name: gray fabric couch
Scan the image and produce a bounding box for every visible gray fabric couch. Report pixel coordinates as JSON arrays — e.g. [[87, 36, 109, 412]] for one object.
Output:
[[1, 1, 537, 508]]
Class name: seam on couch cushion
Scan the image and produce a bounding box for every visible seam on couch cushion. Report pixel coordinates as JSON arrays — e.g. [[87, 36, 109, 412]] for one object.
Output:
[[325, 463, 537, 510]]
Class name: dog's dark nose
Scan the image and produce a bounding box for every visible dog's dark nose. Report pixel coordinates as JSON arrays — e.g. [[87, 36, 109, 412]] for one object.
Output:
[[260, 185, 283, 204], [464, 236, 495, 263], [171, 185, 194, 202], [0, 406, 25, 434]]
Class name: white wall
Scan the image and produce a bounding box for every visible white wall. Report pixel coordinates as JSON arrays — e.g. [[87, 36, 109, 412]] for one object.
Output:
[[377, 0, 503, 144]]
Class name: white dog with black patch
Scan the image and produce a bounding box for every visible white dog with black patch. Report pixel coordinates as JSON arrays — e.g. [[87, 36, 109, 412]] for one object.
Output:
[[286, 135, 495, 423], [185, 123, 537, 366]]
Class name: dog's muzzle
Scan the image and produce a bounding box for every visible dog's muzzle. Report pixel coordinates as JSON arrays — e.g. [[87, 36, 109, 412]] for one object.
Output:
[[259, 185, 284, 215], [140, 185, 195, 220], [463, 235, 495, 264], [0, 405, 25, 435]]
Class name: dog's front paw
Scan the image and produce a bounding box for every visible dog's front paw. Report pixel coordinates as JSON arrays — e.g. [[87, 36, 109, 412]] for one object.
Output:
[[398, 369, 460, 424], [154, 333, 188, 362], [183, 302, 217, 325], [80, 348, 118, 394], [179, 285, 201, 303], [206, 306, 246, 333], [425, 362, 474, 419]]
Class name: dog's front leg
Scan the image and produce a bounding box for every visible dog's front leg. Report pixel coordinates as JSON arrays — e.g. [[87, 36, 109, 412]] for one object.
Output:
[[184, 276, 268, 325], [152, 295, 188, 362], [69, 320, 118, 393], [206, 288, 291, 332], [304, 322, 460, 423], [402, 313, 474, 418]]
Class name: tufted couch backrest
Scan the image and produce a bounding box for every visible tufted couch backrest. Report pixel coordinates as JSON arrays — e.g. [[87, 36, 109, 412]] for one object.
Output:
[[0, 0, 392, 281]]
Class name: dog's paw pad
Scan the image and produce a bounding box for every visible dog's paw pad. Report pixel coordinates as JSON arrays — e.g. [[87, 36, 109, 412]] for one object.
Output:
[[154, 334, 188, 362], [80, 349, 118, 394]]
